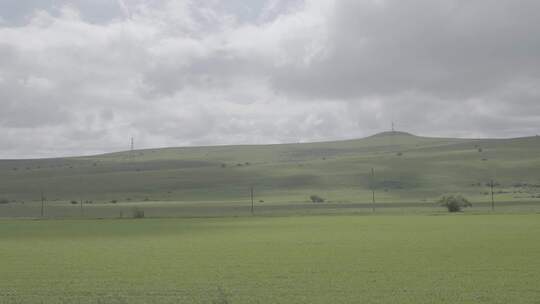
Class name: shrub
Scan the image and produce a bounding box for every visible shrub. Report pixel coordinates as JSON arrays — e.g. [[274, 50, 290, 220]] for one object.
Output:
[[310, 195, 325, 203], [70, 200, 79, 205], [110, 200, 117, 204], [132, 208, 145, 219], [0, 198, 9, 204], [438, 195, 472, 212]]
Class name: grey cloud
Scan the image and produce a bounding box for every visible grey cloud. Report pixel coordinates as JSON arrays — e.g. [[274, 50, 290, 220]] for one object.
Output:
[[0, 0, 539, 158], [0, 0, 126, 25], [270, 0, 540, 100]]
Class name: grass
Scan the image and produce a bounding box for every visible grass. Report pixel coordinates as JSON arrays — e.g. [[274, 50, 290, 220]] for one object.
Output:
[[1, 132, 540, 209], [1, 213, 540, 303]]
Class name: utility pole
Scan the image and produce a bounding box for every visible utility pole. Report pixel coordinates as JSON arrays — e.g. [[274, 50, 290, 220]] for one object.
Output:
[[130, 136, 135, 159], [80, 175, 84, 217], [250, 186, 254, 215], [371, 168, 376, 212], [40, 191, 45, 217], [391, 121, 395, 132], [490, 180, 495, 211]]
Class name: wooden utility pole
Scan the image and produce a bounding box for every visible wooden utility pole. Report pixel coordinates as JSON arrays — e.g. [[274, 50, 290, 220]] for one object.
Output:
[[490, 180, 495, 211], [371, 168, 376, 212], [130, 136, 135, 159], [80, 175, 84, 217], [250, 186, 254, 215], [40, 191, 45, 217]]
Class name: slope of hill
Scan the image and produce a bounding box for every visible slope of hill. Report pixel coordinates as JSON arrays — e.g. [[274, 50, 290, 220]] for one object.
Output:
[[1, 132, 540, 205]]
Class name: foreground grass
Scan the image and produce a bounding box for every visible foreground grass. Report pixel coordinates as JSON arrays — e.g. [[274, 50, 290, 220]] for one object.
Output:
[[1, 214, 540, 303]]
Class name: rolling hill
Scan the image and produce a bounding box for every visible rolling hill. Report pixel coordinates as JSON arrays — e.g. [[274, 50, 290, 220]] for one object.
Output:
[[1, 132, 540, 206]]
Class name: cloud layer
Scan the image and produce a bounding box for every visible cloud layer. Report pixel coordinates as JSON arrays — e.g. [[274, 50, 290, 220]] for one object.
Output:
[[1, 0, 539, 158]]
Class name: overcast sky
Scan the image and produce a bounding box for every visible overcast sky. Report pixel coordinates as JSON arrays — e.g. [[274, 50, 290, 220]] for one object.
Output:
[[1, 0, 539, 158]]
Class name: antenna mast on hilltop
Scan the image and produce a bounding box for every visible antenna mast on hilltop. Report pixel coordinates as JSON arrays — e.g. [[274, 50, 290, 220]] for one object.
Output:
[[130, 137, 134, 152], [391, 121, 395, 132]]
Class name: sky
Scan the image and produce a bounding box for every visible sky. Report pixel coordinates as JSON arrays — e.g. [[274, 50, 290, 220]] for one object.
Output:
[[0, 0, 539, 158]]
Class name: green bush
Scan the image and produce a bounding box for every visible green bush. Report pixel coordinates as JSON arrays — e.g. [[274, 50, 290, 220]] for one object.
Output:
[[438, 195, 472, 212], [70, 200, 78, 205], [310, 195, 325, 203], [132, 208, 145, 219], [0, 198, 9, 204]]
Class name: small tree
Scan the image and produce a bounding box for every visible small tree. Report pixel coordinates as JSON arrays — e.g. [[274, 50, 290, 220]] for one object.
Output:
[[0, 198, 9, 204], [132, 208, 145, 218], [310, 195, 325, 203], [438, 195, 472, 212]]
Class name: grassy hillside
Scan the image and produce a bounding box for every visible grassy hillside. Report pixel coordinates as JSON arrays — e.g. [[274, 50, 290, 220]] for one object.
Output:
[[1, 132, 540, 206]]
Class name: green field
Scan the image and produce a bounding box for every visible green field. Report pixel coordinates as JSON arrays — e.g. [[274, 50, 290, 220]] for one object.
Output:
[[1, 214, 539, 303], [1, 132, 540, 218], [1, 132, 540, 302]]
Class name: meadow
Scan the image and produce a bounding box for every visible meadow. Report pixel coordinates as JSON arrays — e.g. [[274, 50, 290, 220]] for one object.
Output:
[[1, 213, 540, 303], [1, 132, 539, 303]]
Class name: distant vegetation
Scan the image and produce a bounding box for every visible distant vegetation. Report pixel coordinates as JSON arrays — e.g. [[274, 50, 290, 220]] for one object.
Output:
[[132, 208, 145, 219], [438, 195, 472, 212], [0, 132, 539, 207], [310, 195, 325, 203]]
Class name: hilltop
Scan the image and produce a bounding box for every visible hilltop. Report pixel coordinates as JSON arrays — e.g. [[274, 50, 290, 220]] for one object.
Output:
[[368, 131, 416, 138]]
